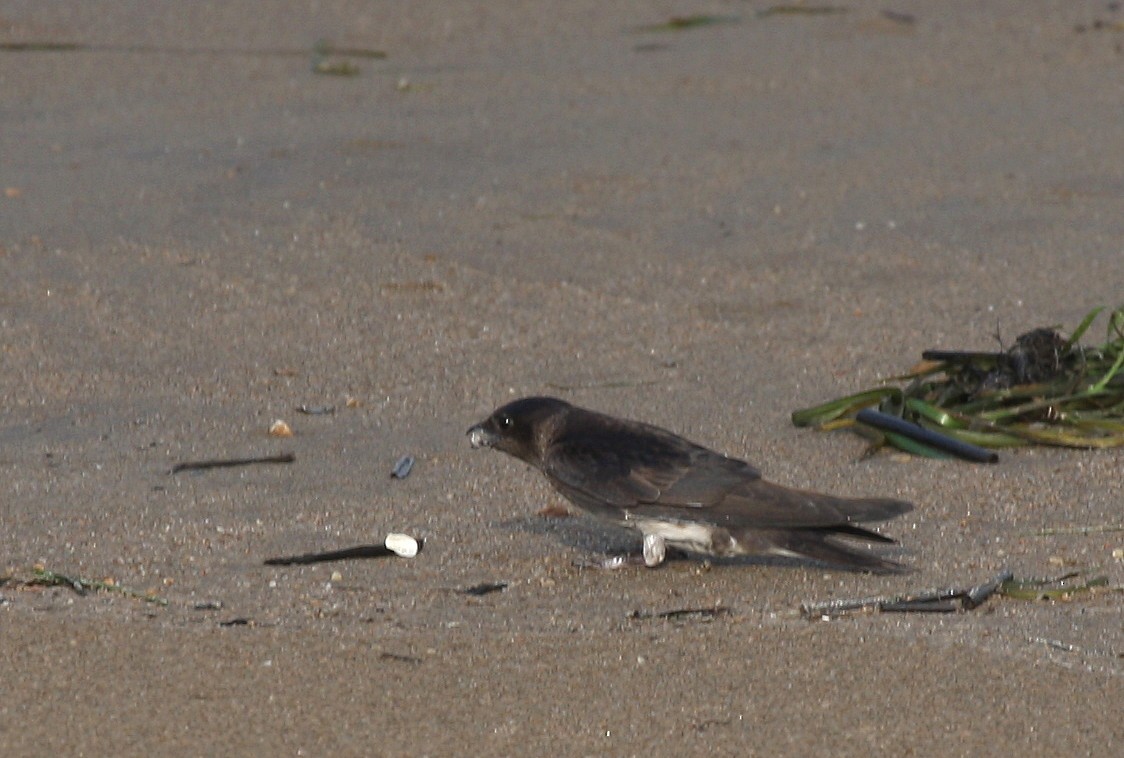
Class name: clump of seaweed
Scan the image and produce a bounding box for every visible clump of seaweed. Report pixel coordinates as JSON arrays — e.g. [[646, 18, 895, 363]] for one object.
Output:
[[792, 305, 1124, 459], [1, 565, 169, 605]]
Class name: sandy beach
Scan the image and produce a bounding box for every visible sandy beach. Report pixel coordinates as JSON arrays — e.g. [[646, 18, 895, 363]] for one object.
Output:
[[2, 2, 1121, 755]]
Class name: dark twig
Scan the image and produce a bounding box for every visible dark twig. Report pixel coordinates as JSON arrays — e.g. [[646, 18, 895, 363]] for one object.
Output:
[[379, 652, 422, 664], [171, 452, 295, 474], [264, 534, 421, 565], [0, 41, 386, 58], [800, 570, 1013, 618], [219, 618, 251, 627], [628, 606, 731, 621], [545, 379, 661, 391], [1034, 523, 1124, 536], [462, 582, 509, 596], [264, 545, 397, 565]]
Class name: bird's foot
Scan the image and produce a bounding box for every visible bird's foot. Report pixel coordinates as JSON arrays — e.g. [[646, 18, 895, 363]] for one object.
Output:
[[573, 535, 670, 570], [642, 533, 667, 567], [573, 553, 648, 570]]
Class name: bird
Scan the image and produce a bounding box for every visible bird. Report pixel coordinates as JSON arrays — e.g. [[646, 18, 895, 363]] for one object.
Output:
[[467, 396, 912, 572]]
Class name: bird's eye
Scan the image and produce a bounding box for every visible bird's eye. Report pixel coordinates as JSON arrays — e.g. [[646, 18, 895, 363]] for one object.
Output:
[[497, 414, 513, 430]]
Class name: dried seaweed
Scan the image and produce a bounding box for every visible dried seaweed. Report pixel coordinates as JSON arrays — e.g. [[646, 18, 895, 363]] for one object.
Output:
[[14, 565, 167, 605], [792, 305, 1124, 458], [0, 39, 384, 77], [0, 40, 385, 59], [1033, 523, 1124, 536], [800, 569, 1121, 618], [634, 15, 741, 32], [998, 572, 1115, 601], [756, 5, 848, 18]]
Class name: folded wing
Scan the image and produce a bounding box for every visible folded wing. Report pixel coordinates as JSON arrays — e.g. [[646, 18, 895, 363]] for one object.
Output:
[[543, 419, 909, 531]]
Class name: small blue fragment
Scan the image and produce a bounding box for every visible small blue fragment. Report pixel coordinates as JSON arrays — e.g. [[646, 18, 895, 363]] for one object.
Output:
[[391, 455, 414, 479]]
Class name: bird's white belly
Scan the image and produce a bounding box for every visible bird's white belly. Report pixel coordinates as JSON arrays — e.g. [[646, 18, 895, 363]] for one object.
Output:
[[626, 516, 726, 554]]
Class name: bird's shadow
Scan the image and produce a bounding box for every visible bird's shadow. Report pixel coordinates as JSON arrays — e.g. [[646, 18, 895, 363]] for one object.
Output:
[[499, 514, 640, 555], [499, 514, 907, 573]]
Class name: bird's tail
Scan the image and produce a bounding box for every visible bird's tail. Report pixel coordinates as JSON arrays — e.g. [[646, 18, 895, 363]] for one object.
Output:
[[743, 525, 910, 574], [828, 495, 913, 524]]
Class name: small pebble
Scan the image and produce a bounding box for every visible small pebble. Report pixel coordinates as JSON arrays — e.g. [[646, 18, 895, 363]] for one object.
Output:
[[391, 455, 414, 479], [297, 404, 335, 415], [269, 419, 293, 437]]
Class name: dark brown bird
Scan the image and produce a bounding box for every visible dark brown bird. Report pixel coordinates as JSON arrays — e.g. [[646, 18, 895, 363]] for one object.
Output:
[[467, 396, 912, 572]]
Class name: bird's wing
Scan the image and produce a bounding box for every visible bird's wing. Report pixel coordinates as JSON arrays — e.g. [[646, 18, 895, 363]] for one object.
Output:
[[667, 479, 912, 530], [542, 426, 909, 530], [542, 427, 760, 509]]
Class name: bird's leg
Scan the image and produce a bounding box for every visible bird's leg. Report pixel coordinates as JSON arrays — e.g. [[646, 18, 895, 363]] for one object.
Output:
[[642, 533, 667, 567], [572, 534, 672, 570], [574, 553, 647, 570]]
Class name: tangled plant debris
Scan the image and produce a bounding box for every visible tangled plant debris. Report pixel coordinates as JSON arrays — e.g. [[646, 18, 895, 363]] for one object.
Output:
[[800, 570, 1119, 618], [793, 305, 1124, 459], [2, 565, 168, 605]]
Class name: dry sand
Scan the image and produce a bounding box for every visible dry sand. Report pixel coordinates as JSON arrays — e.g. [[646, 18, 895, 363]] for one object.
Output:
[[1, 2, 1122, 755]]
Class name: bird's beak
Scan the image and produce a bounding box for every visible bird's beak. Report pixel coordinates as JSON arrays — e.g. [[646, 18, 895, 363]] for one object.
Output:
[[467, 423, 496, 449]]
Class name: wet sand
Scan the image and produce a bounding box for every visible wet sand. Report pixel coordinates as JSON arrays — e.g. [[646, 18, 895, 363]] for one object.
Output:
[[2, 2, 1122, 755]]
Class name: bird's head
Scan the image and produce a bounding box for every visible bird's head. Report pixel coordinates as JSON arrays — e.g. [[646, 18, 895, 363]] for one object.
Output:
[[467, 396, 571, 464]]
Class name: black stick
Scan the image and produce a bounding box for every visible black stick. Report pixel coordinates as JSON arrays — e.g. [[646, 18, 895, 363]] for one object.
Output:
[[264, 545, 397, 565], [801, 570, 1013, 617], [170, 453, 295, 474], [921, 349, 1005, 363], [462, 582, 508, 596], [264, 534, 421, 565], [856, 409, 999, 463]]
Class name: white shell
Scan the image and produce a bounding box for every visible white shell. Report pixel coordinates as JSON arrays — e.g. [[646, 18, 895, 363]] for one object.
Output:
[[384, 533, 420, 558]]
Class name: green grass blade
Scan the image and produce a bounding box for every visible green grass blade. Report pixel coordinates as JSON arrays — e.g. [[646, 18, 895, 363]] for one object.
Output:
[[933, 426, 1028, 448], [791, 387, 901, 427], [880, 430, 953, 458], [1088, 346, 1124, 394], [1064, 306, 1104, 348], [905, 398, 962, 428], [1108, 305, 1124, 342]]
